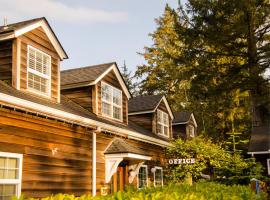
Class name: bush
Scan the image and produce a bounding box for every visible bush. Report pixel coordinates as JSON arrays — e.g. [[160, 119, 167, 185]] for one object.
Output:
[[14, 181, 266, 200]]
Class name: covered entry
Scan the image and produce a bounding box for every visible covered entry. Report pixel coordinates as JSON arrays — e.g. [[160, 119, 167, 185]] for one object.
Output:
[[104, 138, 152, 192]]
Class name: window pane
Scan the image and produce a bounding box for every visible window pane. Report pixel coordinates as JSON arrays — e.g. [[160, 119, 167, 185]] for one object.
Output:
[[7, 158, 17, 169], [113, 106, 121, 120], [157, 124, 162, 134], [113, 89, 121, 106], [0, 170, 4, 179], [157, 110, 162, 123], [155, 169, 162, 186], [0, 184, 17, 199], [102, 102, 111, 116], [164, 126, 169, 136], [138, 167, 147, 188], [163, 113, 168, 125], [0, 158, 5, 168], [102, 84, 111, 101], [6, 170, 17, 179], [28, 72, 48, 94], [43, 55, 50, 75], [27, 47, 50, 95]]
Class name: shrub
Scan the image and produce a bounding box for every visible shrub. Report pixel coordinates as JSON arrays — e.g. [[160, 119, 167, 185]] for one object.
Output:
[[13, 181, 266, 200]]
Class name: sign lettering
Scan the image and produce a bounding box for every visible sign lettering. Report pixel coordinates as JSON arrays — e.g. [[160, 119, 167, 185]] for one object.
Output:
[[168, 158, 195, 165]]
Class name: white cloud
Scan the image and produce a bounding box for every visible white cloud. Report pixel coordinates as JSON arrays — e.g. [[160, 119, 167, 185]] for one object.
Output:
[[0, 0, 128, 23]]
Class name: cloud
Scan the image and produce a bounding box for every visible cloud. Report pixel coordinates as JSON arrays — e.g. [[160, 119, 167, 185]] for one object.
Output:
[[0, 0, 128, 23]]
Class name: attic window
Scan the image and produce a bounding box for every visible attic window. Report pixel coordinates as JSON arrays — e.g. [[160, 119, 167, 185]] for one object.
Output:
[[101, 82, 122, 121], [27, 46, 51, 96], [157, 109, 169, 137]]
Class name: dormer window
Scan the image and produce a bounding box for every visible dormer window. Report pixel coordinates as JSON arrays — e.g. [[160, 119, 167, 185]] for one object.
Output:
[[27, 46, 51, 96], [157, 109, 169, 137], [101, 82, 122, 121]]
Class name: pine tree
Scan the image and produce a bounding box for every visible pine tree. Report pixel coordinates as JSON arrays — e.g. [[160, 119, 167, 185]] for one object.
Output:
[[136, 5, 191, 110], [136, 1, 270, 142], [121, 61, 138, 96]]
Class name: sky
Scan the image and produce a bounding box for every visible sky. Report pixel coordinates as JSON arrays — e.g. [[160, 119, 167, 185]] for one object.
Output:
[[1, 0, 181, 74]]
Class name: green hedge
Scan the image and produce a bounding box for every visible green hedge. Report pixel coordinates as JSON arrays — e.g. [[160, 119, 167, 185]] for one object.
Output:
[[14, 181, 266, 200]]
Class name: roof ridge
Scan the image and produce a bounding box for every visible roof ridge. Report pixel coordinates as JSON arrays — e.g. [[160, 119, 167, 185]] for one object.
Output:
[[61, 62, 116, 73], [0, 17, 44, 28], [131, 94, 163, 99]]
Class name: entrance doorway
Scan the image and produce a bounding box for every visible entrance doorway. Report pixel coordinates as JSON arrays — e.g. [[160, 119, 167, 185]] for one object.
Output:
[[111, 161, 129, 193]]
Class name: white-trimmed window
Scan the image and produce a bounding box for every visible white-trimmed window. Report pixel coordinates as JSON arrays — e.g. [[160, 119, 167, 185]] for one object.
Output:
[[137, 165, 148, 188], [154, 167, 163, 187], [187, 125, 195, 138], [0, 152, 23, 199], [27, 45, 51, 96], [267, 159, 270, 175], [101, 82, 122, 121], [157, 110, 169, 137]]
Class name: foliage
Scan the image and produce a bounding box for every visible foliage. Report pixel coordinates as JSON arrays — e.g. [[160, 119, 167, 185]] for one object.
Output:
[[135, 0, 270, 143], [120, 61, 139, 96], [166, 137, 263, 182], [13, 181, 266, 200]]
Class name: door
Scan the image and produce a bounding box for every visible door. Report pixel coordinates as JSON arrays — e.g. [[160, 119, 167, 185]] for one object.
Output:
[[111, 162, 128, 193]]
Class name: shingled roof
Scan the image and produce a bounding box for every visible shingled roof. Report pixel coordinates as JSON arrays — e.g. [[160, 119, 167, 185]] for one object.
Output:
[[61, 62, 114, 87], [104, 138, 150, 156], [128, 95, 163, 113], [248, 126, 270, 153], [0, 81, 168, 144], [173, 112, 192, 124], [0, 17, 67, 59], [0, 18, 43, 34]]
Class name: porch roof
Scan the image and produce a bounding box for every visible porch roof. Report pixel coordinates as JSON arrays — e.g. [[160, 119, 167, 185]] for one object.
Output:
[[104, 138, 150, 157]]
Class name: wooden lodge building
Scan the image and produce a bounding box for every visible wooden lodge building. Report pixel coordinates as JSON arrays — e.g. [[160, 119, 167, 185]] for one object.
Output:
[[0, 18, 178, 198]]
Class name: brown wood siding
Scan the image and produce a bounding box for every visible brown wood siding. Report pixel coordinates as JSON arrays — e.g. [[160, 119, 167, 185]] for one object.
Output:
[[61, 87, 93, 112], [96, 132, 165, 193], [97, 70, 128, 125], [18, 27, 60, 102], [0, 40, 13, 84], [0, 107, 93, 198], [129, 113, 153, 132]]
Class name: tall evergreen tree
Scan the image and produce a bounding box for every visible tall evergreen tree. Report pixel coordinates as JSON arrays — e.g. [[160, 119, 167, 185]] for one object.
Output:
[[135, 1, 270, 142], [121, 61, 138, 96]]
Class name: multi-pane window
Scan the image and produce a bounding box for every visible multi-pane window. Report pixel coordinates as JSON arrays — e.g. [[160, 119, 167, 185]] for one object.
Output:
[[101, 82, 122, 121], [0, 152, 22, 200], [27, 46, 51, 96], [154, 167, 163, 187], [138, 165, 148, 189], [157, 110, 169, 137]]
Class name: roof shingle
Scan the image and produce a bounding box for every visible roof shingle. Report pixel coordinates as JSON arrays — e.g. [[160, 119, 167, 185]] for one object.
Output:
[[173, 112, 192, 124], [0, 18, 43, 34], [0, 81, 168, 142], [61, 62, 114, 87], [128, 95, 163, 113], [104, 138, 150, 156], [248, 126, 270, 152]]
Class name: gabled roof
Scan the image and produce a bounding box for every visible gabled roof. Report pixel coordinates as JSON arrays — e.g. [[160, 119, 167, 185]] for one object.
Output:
[[104, 138, 150, 156], [172, 111, 197, 127], [61, 62, 131, 99], [248, 125, 270, 154], [128, 94, 174, 119], [0, 17, 68, 60], [0, 81, 169, 147]]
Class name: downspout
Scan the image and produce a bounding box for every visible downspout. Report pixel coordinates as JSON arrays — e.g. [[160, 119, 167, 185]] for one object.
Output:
[[92, 127, 100, 196]]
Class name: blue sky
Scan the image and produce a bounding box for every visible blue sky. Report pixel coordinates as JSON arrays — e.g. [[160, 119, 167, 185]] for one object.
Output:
[[1, 0, 182, 74]]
